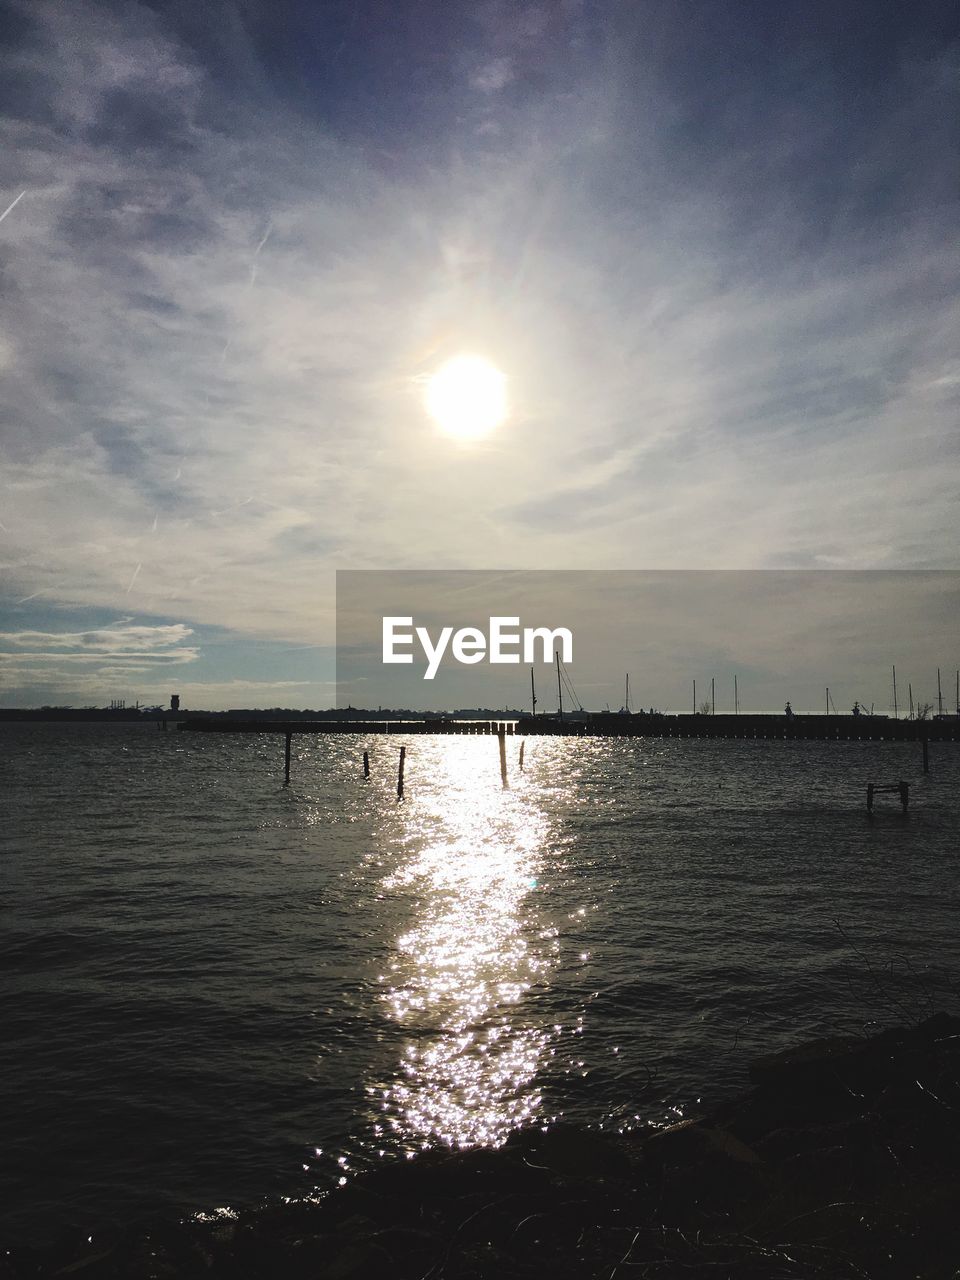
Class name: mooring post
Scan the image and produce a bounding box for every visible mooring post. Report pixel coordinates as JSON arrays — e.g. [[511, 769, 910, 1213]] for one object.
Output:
[[866, 783, 874, 813], [284, 731, 292, 786], [363, 750, 370, 778], [397, 745, 406, 800], [899, 780, 909, 813], [519, 740, 525, 771], [498, 726, 508, 787]]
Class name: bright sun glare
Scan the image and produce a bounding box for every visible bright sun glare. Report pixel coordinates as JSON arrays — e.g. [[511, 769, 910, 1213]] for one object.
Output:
[[425, 354, 507, 441]]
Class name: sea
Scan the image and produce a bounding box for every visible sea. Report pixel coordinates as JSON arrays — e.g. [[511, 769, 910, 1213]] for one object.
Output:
[[2, 721, 959, 1245]]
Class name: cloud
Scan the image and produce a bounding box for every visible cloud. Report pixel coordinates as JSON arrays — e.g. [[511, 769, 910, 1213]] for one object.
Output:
[[0, 623, 194, 651], [0, 650, 197, 664], [0, 619, 199, 702], [0, 0, 956, 680], [471, 57, 514, 94]]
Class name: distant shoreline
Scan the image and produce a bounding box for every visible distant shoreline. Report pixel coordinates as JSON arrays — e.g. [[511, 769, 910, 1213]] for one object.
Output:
[[4, 707, 959, 723], [3, 708, 959, 748]]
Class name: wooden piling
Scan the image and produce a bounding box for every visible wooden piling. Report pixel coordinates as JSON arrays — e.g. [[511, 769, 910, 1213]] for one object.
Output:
[[867, 780, 909, 814], [284, 731, 292, 786], [397, 745, 406, 800], [519, 740, 525, 771], [498, 726, 508, 787], [363, 750, 370, 778]]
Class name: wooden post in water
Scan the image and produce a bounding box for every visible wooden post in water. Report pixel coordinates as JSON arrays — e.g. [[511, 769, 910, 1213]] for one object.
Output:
[[519, 739, 525, 771], [397, 745, 406, 799], [284, 731, 292, 786], [498, 725, 508, 787], [866, 781, 909, 814], [363, 750, 370, 778]]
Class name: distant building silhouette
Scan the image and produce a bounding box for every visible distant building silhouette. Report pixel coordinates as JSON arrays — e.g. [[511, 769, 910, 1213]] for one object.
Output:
[[170, 694, 180, 712]]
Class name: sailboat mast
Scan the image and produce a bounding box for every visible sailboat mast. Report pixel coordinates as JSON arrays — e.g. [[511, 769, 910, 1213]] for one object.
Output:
[[556, 651, 564, 721], [625, 673, 630, 714], [937, 667, 943, 717], [530, 666, 537, 718], [893, 665, 898, 720]]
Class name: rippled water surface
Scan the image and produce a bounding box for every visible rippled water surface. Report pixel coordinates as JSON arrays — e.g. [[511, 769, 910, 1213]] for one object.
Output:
[[2, 722, 959, 1241]]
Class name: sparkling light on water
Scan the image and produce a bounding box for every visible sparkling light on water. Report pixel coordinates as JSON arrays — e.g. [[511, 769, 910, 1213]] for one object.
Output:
[[377, 741, 559, 1148]]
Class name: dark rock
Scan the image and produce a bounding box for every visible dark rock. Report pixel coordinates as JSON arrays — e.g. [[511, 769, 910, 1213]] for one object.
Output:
[[504, 1123, 633, 1180], [320, 1240, 394, 1280]]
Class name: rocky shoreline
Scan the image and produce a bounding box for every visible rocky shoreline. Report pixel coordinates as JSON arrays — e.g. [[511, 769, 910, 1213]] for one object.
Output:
[[5, 1015, 960, 1279]]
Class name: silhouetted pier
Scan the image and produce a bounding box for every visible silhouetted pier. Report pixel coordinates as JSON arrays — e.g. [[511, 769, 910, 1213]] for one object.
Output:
[[178, 714, 957, 787], [178, 714, 959, 742]]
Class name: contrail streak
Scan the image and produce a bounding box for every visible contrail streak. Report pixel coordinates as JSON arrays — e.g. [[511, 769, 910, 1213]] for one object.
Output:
[[126, 562, 142, 594], [17, 584, 58, 604], [248, 220, 272, 287], [0, 191, 26, 225]]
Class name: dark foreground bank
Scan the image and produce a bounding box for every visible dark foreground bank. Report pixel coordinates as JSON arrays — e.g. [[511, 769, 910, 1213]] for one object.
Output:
[[6, 1016, 959, 1280]]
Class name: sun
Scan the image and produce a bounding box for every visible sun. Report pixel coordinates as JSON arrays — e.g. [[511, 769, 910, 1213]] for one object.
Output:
[[424, 354, 507, 441]]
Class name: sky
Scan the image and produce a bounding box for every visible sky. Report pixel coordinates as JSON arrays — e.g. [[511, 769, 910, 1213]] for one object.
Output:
[[0, 0, 957, 709]]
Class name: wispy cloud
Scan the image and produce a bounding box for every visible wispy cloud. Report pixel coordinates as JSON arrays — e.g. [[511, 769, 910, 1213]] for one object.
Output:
[[471, 57, 514, 94], [0, 620, 199, 705], [0, 623, 194, 652]]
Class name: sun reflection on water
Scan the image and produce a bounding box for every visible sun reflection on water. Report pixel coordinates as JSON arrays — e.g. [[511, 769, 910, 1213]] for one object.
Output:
[[375, 739, 560, 1150]]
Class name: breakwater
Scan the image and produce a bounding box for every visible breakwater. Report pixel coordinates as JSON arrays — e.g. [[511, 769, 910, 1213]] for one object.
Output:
[[178, 713, 960, 742]]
